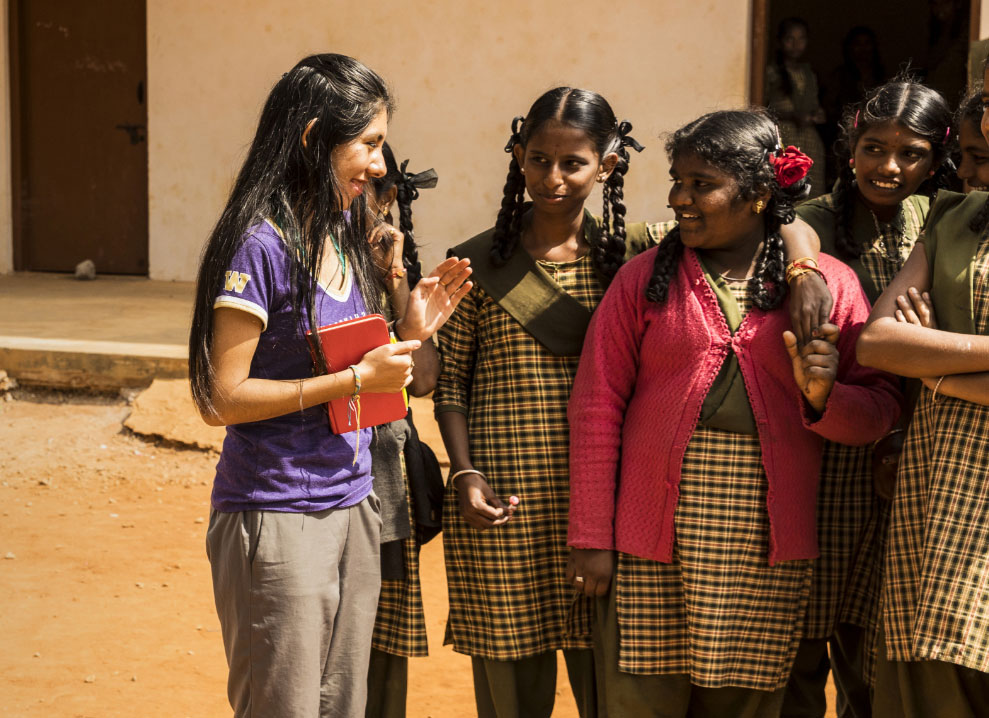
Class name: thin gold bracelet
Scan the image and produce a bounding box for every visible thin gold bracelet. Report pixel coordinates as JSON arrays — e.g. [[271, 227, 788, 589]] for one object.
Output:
[[450, 468, 486, 488]]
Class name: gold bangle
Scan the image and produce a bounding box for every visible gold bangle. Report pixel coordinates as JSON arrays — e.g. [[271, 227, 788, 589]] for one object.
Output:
[[450, 468, 486, 487], [789, 256, 819, 269], [932, 375, 945, 402]]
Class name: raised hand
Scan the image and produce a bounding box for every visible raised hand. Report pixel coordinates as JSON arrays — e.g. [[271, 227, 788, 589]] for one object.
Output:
[[783, 323, 839, 413], [368, 221, 406, 286], [396, 257, 473, 343]]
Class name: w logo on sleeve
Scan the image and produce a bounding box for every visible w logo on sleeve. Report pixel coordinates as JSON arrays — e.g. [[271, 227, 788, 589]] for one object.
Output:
[[224, 271, 251, 294]]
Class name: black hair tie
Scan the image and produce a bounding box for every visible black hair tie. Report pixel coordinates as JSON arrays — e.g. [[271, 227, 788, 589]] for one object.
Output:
[[617, 120, 645, 153], [399, 159, 438, 202], [504, 115, 525, 153]]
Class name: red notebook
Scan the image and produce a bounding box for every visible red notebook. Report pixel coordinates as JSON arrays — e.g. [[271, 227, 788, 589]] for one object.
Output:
[[310, 314, 408, 434]]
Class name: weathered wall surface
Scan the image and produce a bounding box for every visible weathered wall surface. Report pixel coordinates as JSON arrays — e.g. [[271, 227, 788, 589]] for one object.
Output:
[[146, 0, 750, 280]]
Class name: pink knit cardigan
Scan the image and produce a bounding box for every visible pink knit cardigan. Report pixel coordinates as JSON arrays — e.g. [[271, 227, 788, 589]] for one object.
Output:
[[567, 247, 901, 565]]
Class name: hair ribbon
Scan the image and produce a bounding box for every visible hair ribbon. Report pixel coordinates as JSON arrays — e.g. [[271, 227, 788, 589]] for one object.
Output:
[[399, 159, 438, 201], [504, 115, 524, 153], [617, 120, 645, 153]]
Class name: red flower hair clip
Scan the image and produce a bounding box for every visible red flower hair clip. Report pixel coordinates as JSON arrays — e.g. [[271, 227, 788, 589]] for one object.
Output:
[[769, 145, 813, 188]]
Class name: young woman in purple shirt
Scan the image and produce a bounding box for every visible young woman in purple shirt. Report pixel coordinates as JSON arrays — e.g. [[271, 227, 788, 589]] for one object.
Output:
[[187, 54, 471, 718]]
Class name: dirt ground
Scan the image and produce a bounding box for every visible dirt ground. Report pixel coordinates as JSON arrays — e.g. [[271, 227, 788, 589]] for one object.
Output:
[[0, 388, 579, 718], [1, 387, 837, 717]]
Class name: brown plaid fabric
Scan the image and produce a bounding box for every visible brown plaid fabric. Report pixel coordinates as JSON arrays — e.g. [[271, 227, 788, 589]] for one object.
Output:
[[883, 233, 989, 670], [434, 254, 604, 660], [856, 198, 925, 290], [803, 199, 923, 640], [615, 427, 813, 691], [371, 460, 428, 657], [613, 281, 812, 691]]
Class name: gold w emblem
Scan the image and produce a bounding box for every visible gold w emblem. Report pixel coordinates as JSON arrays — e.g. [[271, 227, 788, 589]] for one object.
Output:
[[224, 271, 251, 294]]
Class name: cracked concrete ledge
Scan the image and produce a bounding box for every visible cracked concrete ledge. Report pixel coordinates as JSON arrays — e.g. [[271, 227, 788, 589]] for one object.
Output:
[[0, 336, 187, 390]]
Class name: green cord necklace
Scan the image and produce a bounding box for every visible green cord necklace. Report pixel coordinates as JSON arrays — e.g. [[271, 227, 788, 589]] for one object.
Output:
[[329, 233, 346, 279]]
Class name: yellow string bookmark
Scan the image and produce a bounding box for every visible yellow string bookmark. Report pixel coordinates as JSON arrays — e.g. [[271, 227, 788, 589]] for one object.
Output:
[[347, 364, 362, 465]]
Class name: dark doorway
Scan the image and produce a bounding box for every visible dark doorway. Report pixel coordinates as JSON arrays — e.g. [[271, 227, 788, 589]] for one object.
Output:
[[10, 0, 148, 275], [751, 0, 979, 190]]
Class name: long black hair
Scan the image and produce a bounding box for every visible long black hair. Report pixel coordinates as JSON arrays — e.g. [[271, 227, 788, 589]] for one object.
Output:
[[775, 17, 810, 98], [370, 143, 438, 288], [189, 53, 393, 415], [832, 77, 953, 257], [492, 87, 643, 282], [645, 109, 810, 311]]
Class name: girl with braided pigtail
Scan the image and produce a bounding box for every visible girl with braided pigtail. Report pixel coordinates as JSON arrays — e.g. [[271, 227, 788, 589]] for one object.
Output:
[[781, 78, 952, 718], [434, 87, 649, 718], [364, 143, 445, 718], [568, 109, 901, 717]]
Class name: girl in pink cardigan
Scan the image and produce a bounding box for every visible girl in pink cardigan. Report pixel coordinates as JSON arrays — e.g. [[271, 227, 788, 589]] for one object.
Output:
[[567, 109, 902, 716]]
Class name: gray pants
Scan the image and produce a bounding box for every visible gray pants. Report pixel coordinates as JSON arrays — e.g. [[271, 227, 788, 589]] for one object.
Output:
[[206, 497, 382, 718]]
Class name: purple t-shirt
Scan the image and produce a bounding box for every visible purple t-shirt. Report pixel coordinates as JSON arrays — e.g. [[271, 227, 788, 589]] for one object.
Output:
[[210, 219, 372, 512]]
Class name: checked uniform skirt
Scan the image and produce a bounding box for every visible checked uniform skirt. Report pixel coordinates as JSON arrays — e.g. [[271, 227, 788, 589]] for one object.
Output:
[[614, 426, 813, 691], [434, 255, 603, 660], [882, 233, 989, 670], [371, 471, 428, 658], [803, 198, 920, 641]]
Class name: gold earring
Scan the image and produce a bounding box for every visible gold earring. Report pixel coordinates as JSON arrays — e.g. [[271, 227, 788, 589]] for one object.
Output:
[[754, 200, 765, 214]]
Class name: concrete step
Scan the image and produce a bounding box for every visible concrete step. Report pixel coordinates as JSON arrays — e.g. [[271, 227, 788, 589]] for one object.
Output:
[[0, 335, 186, 390]]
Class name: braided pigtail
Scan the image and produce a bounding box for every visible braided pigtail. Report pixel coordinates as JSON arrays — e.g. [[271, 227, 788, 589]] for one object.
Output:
[[833, 158, 861, 258], [396, 159, 438, 288], [645, 228, 684, 303], [490, 116, 527, 265], [594, 121, 644, 282]]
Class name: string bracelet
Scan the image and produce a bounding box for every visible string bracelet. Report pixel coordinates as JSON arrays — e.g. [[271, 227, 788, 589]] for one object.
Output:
[[387, 267, 406, 280], [932, 375, 945, 402], [347, 365, 362, 465], [450, 468, 486, 487]]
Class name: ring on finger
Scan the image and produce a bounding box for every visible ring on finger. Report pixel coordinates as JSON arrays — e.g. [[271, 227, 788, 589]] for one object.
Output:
[[575, 576, 585, 584]]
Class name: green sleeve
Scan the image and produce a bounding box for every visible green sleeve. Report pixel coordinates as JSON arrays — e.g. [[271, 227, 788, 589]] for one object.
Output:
[[796, 199, 838, 256]]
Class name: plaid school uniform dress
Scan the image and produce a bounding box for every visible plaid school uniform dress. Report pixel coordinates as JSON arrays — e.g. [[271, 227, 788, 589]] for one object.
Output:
[[434, 254, 603, 660], [804, 198, 925, 640], [883, 232, 989, 671], [614, 281, 814, 691], [371, 456, 428, 658]]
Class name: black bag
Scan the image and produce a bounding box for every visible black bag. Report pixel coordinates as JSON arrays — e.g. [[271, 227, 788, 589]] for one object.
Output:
[[403, 409, 444, 546]]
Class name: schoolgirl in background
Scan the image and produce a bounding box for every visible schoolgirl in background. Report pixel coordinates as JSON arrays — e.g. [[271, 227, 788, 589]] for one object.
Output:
[[365, 143, 443, 718], [567, 109, 901, 717], [433, 87, 649, 718], [857, 60, 989, 718], [782, 79, 953, 718], [955, 86, 989, 193], [766, 17, 827, 197], [188, 54, 471, 718]]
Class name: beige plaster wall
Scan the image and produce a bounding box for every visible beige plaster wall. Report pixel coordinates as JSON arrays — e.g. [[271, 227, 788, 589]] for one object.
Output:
[[0, 0, 12, 275], [147, 0, 749, 281]]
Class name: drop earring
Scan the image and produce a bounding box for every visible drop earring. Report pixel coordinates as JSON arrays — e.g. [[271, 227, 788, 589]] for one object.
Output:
[[754, 200, 765, 214]]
